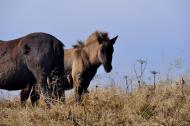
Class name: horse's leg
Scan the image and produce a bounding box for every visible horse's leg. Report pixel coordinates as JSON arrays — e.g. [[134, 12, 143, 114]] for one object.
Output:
[[72, 72, 87, 103], [75, 84, 84, 103], [56, 74, 74, 103], [30, 85, 40, 107], [75, 82, 90, 103], [26, 67, 51, 107], [52, 88, 65, 104], [20, 84, 32, 107], [39, 73, 51, 107], [47, 68, 66, 105], [58, 90, 65, 103], [39, 69, 64, 107], [72, 58, 88, 103]]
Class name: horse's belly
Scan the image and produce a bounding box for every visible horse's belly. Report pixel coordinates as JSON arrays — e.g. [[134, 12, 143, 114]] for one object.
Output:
[[0, 68, 34, 91], [0, 80, 27, 90]]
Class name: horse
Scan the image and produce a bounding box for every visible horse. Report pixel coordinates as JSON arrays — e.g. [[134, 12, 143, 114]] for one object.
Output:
[[0, 32, 64, 107], [21, 31, 118, 104], [69, 31, 118, 102]]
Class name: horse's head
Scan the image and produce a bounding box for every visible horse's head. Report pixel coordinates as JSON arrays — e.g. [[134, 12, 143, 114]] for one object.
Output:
[[97, 33, 118, 73]]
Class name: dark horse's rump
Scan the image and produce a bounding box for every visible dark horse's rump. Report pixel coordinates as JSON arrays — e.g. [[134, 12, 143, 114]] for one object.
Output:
[[0, 32, 64, 106]]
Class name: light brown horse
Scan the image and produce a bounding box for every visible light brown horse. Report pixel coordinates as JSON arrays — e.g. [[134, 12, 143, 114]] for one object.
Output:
[[21, 31, 118, 104], [67, 31, 118, 102]]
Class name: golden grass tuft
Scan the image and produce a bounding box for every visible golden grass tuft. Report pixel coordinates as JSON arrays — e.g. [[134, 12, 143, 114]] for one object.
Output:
[[1, 82, 190, 126]]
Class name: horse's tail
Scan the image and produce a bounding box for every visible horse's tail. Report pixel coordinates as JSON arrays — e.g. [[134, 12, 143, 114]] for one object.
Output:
[[52, 39, 64, 75]]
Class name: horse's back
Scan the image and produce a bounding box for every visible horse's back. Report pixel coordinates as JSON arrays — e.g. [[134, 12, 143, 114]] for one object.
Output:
[[0, 32, 64, 91]]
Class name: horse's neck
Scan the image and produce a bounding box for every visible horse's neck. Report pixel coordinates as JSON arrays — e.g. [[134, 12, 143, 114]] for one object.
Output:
[[81, 45, 100, 80], [83, 43, 101, 68]]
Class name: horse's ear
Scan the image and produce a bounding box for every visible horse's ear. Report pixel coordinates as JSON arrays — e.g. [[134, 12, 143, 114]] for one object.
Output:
[[110, 35, 118, 45]]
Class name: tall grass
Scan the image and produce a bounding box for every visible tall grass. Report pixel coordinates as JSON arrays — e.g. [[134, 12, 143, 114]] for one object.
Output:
[[0, 80, 190, 126]]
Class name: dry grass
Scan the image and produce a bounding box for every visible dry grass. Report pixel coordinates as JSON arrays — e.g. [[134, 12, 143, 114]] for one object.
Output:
[[1, 82, 190, 126]]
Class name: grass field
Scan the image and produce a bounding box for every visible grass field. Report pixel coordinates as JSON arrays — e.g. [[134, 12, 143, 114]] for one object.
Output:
[[0, 80, 190, 126]]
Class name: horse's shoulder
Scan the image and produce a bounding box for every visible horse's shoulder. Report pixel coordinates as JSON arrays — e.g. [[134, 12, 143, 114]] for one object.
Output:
[[72, 49, 89, 65]]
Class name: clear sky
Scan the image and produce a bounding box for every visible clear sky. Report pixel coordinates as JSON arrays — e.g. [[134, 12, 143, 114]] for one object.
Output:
[[0, 0, 190, 89]]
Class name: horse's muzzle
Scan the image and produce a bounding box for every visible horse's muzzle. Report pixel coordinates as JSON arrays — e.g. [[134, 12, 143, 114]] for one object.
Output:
[[104, 64, 112, 73]]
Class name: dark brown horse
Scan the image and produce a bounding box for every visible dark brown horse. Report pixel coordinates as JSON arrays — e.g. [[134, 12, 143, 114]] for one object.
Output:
[[21, 31, 118, 104], [0, 32, 64, 107]]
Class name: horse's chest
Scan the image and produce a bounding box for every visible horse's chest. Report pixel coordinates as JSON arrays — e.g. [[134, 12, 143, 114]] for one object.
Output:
[[85, 69, 97, 81]]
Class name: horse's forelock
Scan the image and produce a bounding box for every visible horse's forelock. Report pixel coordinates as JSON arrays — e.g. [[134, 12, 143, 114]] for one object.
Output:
[[86, 31, 109, 45], [96, 32, 110, 45], [96, 31, 108, 41]]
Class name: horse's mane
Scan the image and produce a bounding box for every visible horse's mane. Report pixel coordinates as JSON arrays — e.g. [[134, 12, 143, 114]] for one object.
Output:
[[72, 31, 109, 49], [72, 40, 85, 48]]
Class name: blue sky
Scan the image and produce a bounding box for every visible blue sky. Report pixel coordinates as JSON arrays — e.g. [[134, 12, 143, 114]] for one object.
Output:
[[1, 0, 190, 88]]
